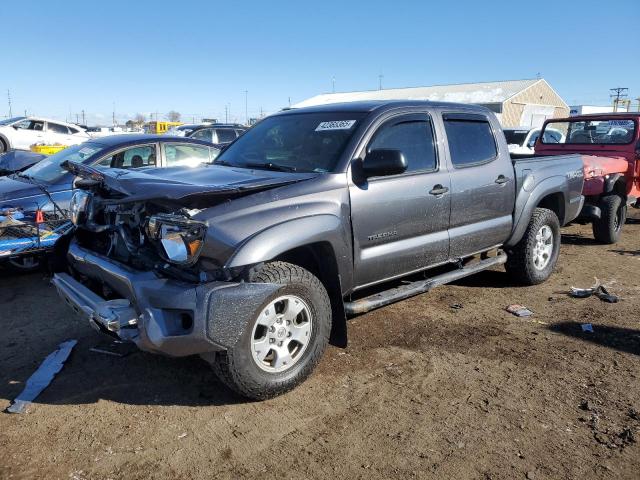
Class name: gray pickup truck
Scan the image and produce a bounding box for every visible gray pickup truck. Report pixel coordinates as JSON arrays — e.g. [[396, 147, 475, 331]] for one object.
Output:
[[53, 101, 585, 399]]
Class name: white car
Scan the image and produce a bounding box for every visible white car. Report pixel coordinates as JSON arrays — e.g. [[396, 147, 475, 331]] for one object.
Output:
[[503, 127, 565, 155], [0, 116, 90, 153]]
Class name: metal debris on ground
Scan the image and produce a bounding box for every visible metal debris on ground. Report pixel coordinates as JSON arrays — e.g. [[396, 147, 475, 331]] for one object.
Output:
[[506, 304, 533, 317], [581, 324, 594, 333], [569, 278, 619, 303], [450, 303, 463, 309], [89, 341, 136, 358], [6, 339, 77, 414]]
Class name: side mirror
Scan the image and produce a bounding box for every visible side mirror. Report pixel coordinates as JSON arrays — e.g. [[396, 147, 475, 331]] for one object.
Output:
[[362, 149, 407, 177], [527, 139, 536, 148]]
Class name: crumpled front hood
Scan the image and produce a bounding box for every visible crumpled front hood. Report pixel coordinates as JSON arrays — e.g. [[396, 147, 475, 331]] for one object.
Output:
[[66, 162, 318, 203]]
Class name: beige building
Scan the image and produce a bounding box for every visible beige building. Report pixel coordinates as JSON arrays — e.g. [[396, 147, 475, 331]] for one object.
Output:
[[294, 79, 569, 128]]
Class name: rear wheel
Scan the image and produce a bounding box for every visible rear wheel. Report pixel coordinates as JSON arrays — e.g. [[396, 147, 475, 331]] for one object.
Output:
[[592, 194, 626, 244], [0, 138, 7, 154], [505, 208, 560, 285], [207, 261, 331, 400], [5, 255, 42, 273]]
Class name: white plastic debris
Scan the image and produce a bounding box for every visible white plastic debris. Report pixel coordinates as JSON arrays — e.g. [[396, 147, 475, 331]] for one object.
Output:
[[7, 339, 77, 414]]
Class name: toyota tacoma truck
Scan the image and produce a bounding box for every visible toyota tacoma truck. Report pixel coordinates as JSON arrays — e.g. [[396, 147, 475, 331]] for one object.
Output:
[[535, 113, 640, 243], [53, 101, 585, 399]]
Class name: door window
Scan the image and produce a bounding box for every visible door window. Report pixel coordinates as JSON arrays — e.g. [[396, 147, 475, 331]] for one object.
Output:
[[48, 123, 70, 134], [444, 119, 497, 167], [163, 143, 212, 167], [191, 128, 213, 142], [215, 129, 237, 143], [96, 145, 156, 169], [367, 119, 437, 172], [15, 119, 44, 131]]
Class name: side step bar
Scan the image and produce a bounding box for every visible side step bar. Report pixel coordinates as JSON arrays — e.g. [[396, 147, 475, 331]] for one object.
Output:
[[344, 252, 507, 315]]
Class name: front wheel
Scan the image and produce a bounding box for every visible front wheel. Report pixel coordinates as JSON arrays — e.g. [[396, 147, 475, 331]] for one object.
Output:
[[505, 207, 560, 285], [206, 261, 331, 400], [592, 194, 626, 244]]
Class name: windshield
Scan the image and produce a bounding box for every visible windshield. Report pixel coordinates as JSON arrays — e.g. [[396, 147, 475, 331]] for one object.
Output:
[[214, 112, 365, 173], [542, 119, 636, 145], [0, 116, 26, 126], [503, 130, 528, 146], [20, 143, 102, 183]]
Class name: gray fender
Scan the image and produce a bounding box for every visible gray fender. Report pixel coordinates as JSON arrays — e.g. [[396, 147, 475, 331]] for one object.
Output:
[[603, 173, 624, 195], [505, 176, 567, 247], [225, 214, 352, 286]]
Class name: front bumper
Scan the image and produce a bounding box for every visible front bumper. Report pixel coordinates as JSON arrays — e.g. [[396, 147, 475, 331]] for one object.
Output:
[[53, 241, 282, 357]]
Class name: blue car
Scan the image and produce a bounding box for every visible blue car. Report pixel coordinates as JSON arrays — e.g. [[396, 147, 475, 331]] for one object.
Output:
[[0, 134, 220, 271]]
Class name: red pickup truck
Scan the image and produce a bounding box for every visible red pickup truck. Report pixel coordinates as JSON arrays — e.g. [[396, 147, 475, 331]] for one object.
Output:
[[535, 113, 640, 243]]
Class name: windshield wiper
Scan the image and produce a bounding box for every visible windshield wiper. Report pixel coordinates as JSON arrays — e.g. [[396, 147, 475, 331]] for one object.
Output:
[[244, 162, 297, 172]]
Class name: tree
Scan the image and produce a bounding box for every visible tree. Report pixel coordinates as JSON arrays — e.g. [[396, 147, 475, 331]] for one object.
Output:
[[133, 113, 146, 126], [166, 110, 181, 122]]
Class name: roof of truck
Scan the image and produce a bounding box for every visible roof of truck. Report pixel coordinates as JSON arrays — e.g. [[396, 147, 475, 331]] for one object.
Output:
[[284, 99, 492, 114]]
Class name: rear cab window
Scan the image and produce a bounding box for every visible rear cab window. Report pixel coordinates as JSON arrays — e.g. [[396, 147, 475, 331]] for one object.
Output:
[[541, 118, 636, 145], [443, 113, 497, 167]]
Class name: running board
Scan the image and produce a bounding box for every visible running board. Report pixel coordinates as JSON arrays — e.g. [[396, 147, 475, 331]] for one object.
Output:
[[344, 252, 508, 315]]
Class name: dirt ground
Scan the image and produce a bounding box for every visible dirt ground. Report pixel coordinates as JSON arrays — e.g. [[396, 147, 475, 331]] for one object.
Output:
[[1, 212, 639, 480]]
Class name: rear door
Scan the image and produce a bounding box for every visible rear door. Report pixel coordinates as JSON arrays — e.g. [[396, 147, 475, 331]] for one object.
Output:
[[442, 112, 515, 257], [349, 113, 451, 288]]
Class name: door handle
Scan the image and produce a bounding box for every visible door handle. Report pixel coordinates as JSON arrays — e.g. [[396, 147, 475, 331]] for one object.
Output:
[[495, 175, 508, 184], [429, 184, 449, 196]]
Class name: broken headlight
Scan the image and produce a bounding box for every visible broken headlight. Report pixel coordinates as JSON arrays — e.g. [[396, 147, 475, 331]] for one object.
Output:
[[145, 214, 206, 265], [69, 190, 91, 225]]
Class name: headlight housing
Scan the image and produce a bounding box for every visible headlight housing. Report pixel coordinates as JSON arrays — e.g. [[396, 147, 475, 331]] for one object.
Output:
[[69, 190, 91, 225], [145, 214, 206, 265]]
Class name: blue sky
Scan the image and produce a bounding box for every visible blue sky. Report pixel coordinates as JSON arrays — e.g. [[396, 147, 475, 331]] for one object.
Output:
[[3, 0, 639, 125]]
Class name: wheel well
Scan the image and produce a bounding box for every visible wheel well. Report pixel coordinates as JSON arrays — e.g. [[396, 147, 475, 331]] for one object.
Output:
[[537, 193, 565, 225], [612, 178, 626, 198], [0, 135, 8, 150], [274, 243, 347, 347]]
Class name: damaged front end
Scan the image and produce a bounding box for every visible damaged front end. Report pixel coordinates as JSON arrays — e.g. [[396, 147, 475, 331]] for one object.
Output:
[[53, 161, 295, 356]]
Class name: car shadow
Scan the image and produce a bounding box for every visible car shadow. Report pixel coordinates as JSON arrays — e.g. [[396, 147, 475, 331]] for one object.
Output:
[[561, 234, 600, 246], [1, 343, 249, 410], [450, 269, 517, 289], [548, 322, 640, 356]]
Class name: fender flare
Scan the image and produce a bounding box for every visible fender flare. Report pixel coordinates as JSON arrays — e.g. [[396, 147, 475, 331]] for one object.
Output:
[[603, 173, 624, 195], [505, 176, 567, 247], [225, 214, 352, 286]]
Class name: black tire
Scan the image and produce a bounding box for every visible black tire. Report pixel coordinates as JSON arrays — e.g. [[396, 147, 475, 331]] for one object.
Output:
[[207, 261, 331, 400], [592, 194, 626, 244], [0, 138, 7, 154], [505, 207, 560, 286]]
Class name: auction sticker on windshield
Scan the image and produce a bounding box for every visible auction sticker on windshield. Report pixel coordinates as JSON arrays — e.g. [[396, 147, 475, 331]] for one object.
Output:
[[315, 120, 356, 131]]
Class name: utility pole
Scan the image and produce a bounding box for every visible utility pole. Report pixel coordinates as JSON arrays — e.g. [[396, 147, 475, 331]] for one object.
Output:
[[244, 90, 248, 125], [378, 74, 384, 90], [332, 76, 336, 93], [82, 109, 85, 125], [288, 97, 291, 107], [76, 113, 79, 123], [112, 102, 116, 126], [610, 87, 628, 111], [7, 90, 12, 117], [225, 105, 228, 123]]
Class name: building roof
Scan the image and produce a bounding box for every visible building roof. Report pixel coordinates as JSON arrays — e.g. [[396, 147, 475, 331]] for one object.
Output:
[[293, 79, 542, 108]]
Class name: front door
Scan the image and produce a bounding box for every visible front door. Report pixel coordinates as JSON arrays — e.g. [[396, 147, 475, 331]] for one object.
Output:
[[349, 113, 451, 288]]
